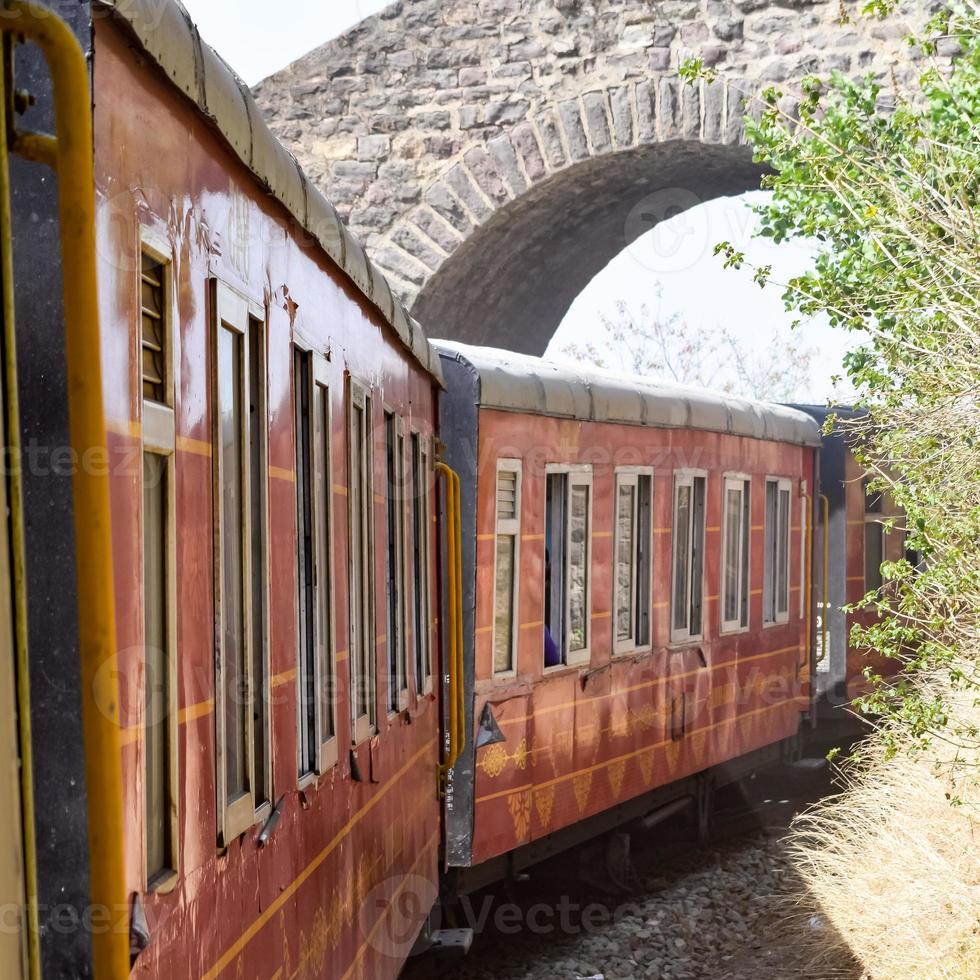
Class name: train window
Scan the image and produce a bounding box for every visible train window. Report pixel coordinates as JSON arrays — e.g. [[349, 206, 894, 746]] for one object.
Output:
[[721, 476, 751, 633], [295, 350, 317, 778], [493, 461, 522, 674], [348, 380, 376, 743], [140, 250, 168, 404], [212, 280, 266, 844], [613, 469, 652, 654], [140, 238, 177, 889], [313, 365, 337, 763], [296, 350, 337, 778], [763, 477, 792, 624], [545, 466, 592, 666], [864, 477, 885, 591], [671, 472, 706, 643], [384, 412, 408, 712], [411, 434, 432, 693], [249, 313, 271, 806]]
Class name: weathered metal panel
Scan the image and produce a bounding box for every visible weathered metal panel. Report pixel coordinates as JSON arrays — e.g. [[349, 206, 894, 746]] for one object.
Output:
[[8, 3, 95, 973], [94, 20, 441, 978], [96, 0, 443, 385], [435, 350, 480, 867], [435, 341, 823, 448], [464, 403, 813, 866]]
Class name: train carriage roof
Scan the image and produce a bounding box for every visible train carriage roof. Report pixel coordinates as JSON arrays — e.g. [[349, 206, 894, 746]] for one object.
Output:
[[97, 0, 443, 384], [435, 342, 824, 448]]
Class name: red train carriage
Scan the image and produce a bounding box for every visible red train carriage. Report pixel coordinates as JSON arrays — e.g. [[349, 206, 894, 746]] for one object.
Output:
[[436, 343, 823, 889], [94, 2, 445, 977], [794, 406, 907, 715]]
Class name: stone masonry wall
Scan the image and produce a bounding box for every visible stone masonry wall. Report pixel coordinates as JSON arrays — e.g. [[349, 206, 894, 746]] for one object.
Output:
[[253, 0, 926, 319]]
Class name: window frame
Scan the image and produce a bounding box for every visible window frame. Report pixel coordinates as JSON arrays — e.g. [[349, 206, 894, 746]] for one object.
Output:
[[247, 308, 272, 814], [211, 279, 261, 845], [492, 458, 522, 677], [294, 349, 338, 784], [410, 432, 433, 696], [763, 476, 792, 626], [544, 463, 593, 668], [670, 469, 707, 645], [720, 474, 751, 635], [347, 378, 377, 745], [139, 233, 179, 892], [312, 356, 338, 769], [383, 407, 409, 714], [613, 466, 653, 656], [863, 479, 886, 592]]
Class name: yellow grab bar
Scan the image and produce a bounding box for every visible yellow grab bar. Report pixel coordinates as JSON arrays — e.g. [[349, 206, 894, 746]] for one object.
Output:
[[801, 486, 812, 674], [436, 462, 464, 775], [816, 494, 830, 665], [1, 4, 128, 976]]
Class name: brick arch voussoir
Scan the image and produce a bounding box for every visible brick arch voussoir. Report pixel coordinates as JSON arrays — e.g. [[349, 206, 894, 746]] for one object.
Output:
[[371, 73, 763, 310]]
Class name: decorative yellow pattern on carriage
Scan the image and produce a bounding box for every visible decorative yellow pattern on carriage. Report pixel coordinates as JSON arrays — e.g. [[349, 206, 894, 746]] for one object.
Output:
[[533, 784, 556, 827], [572, 772, 593, 813], [606, 759, 626, 797], [507, 790, 532, 839]]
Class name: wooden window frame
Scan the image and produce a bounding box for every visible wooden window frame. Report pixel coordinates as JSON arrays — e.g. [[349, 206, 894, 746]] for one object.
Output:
[[763, 476, 792, 626], [383, 408, 409, 714], [863, 477, 886, 592], [670, 469, 707, 645], [313, 357, 338, 769], [211, 279, 266, 845], [347, 378, 376, 745], [248, 310, 272, 814], [139, 233, 178, 892], [544, 463, 593, 668], [294, 349, 338, 784], [720, 474, 751, 635], [492, 459, 522, 677], [613, 466, 654, 655], [411, 434, 433, 696]]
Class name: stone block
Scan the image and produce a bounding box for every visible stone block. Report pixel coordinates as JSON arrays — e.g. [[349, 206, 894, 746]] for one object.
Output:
[[423, 182, 472, 233], [463, 147, 510, 205], [487, 134, 528, 195], [610, 85, 635, 148], [511, 121, 548, 180], [636, 79, 657, 142], [558, 98, 590, 162], [314, 136, 357, 160], [582, 91, 612, 153], [374, 245, 427, 287], [358, 135, 391, 161], [412, 207, 462, 254], [445, 163, 493, 222], [534, 109, 566, 169], [391, 224, 443, 270]]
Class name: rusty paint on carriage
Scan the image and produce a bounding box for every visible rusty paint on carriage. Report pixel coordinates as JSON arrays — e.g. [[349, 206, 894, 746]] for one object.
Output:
[[468, 408, 814, 865], [94, 19, 441, 978]]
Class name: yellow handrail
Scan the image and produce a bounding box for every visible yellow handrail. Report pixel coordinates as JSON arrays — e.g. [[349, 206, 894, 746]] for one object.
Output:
[[436, 462, 464, 775], [816, 494, 830, 665], [801, 486, 813, 674], [1, 4, 128, 977]]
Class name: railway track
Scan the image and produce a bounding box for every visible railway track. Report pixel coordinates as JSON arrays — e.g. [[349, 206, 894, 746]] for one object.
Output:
[[404, 758, 860, 980]]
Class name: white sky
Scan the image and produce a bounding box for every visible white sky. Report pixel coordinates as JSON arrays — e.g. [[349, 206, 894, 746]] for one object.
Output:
[[179, 0, 858, 402], [179, 0, 392, 84]]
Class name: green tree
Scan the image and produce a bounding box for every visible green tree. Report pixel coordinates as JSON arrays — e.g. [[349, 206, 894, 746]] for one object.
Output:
[[686, 1, 980, 758]]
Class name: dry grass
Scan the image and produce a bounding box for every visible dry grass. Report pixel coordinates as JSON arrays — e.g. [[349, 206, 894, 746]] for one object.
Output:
[[789, 673, 980, 979]]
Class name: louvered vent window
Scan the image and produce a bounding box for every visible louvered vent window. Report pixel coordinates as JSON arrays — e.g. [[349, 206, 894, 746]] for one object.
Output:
[[141, 252, 166, 403], [497, 469, 517, 522]]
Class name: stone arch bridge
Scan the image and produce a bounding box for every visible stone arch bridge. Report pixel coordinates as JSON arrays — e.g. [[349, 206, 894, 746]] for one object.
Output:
[[254, 0, 919, 352]]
